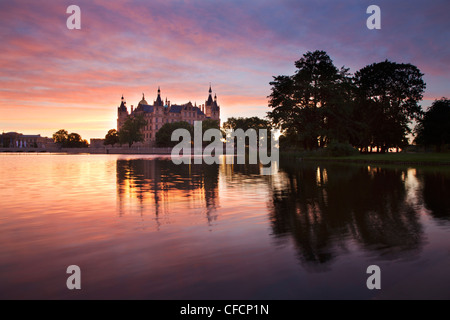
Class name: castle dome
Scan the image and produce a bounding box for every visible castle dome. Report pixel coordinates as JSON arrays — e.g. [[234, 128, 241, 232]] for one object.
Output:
[[139, 93, 148, 105]]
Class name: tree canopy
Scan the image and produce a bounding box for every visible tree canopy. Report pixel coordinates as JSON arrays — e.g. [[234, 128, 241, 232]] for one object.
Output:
[[53, 129, 88, 148], [415, 98, 450, 152], [118, 114, 147, 147], [268, 50, 352, 150], [223, 117, 270, 131], [268, 50, 426, 153], [104, 129, 119, 146], [53, 129, 68, 145], [354, 60, 425, 152]]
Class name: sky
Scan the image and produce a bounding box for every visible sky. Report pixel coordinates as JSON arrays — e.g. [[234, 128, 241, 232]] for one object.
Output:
[[1, 0, 449, 140]]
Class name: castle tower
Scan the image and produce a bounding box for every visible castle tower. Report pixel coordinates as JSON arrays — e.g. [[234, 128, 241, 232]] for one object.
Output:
[[205, 84, 214, 118], [117, 95, 129, 130], [204, 85, 220, 122], [154, 86, 163, 107]]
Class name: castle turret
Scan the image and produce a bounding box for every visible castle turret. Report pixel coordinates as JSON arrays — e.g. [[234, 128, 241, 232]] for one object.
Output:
[[206, 84, 214, 107], [155, 87, 163, 107], [205, 85, 220, 122], [117, 95, 129, 130]]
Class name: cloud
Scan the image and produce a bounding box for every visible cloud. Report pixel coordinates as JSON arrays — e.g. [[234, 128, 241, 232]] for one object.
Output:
[[0, 0, 448, 139]]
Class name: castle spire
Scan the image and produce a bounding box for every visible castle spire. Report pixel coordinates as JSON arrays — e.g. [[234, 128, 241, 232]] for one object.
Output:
[[155, 86, 163, 106], [206, 84, 213, 106], [118, 95, 127, 112]]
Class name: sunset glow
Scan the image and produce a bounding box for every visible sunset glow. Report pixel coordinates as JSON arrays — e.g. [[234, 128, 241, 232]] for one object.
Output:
[[1, 0, 449, 140]]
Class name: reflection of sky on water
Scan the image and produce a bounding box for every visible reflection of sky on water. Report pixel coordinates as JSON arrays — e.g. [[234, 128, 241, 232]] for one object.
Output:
[[0, 155, 448, 299]]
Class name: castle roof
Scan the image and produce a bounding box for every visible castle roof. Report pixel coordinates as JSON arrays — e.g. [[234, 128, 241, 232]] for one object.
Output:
[[169, 105, 183, 113], [137, 104, 154, 113], [194, 106, 205, 116], [118, 95, 127, 112]]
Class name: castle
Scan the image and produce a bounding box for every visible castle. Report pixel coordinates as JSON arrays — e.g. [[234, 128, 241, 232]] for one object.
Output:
[[117, 86, 220, 146]]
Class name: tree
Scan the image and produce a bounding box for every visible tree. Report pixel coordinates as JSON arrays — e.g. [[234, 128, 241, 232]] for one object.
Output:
[[53, 129, 69, 146], [67, 133, 89, 148], [354, 60, 426, 153], [118, 114, 147, 147], [268, 50, 352, 150], [415, 98, 450, 152], [52, 129, 88, 148], [223, 117, 270, 132], [104, 129, 119, 146], [155, 121, 193, 147]]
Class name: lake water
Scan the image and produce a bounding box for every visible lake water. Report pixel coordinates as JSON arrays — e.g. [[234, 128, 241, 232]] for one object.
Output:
[[0, 154, 449, 299]]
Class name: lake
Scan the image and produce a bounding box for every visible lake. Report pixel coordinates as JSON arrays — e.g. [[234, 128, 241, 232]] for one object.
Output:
[[0, 154, 449, 299]]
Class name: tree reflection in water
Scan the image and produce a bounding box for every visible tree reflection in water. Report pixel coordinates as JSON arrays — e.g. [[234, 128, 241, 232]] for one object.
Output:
[[115, 157, 450, 273], [268, 161, 426, 271], [420, 168, 450, 224]]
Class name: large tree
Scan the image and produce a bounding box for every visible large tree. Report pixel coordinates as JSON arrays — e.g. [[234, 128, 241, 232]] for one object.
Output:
[[354, 60, 426, 153], [67, 133, 89, 148], [415, 98, 450, 152], [53, 129, 69, 146], [118, 114, 147, 147], [268, 50, 352, 150], [104, 129, 119, 146]]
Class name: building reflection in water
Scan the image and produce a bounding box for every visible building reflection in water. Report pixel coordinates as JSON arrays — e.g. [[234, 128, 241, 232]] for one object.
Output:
[[116, 158, 219, 228]]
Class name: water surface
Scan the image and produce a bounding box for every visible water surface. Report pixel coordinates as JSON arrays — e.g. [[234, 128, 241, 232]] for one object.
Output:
[[0, 154, 449, 299]]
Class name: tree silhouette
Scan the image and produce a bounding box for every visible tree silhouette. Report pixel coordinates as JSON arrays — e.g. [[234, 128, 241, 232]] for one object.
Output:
[[118, 114, 147, 147], [268, 50, 352, 150], [53, 129, 69, 146], [268, 52, 426, 153], [104, 129, 119, 146], [52, 129, 88, 148], [415, 98, 450, 152], [354, 60, 425, 152]]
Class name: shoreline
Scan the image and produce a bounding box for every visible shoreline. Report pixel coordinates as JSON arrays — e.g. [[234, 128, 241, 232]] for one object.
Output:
[[0, 147, 172, 155], [297, 157, 450, 166], [2, 148, 450, 166]]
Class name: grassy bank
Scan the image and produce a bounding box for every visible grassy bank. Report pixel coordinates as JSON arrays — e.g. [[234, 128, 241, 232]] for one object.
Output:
[[281, 151, 450, 165]]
